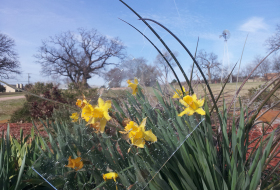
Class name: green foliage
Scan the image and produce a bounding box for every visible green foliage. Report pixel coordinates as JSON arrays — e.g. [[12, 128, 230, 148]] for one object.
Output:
[[29, 83, 280, 189], [150, 100, 277, 190], [63, 82, 99, 105], [0, 126, 52, 189], [31, 85, 201, 190]]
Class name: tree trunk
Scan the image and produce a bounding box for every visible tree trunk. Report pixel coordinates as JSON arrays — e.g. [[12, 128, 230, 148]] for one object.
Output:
[[208, 67, 212, 84], [82, 77, 88, 88]]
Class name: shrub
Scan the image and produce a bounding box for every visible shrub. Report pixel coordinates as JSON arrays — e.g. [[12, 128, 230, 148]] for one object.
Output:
[[10, 82, 68, 122], [62, 82, 99, 105]]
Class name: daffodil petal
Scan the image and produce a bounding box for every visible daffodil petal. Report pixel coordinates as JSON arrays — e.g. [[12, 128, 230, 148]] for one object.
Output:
[[183, 95, 193, 105], [98, 98, 104, 107], [131, 138, 145, 148], [179, 99, 189, 107], [143, 130, 157, 142], [195, 108, 206, 115], [139, 118, 147, 130], [191, 94, 197, 101], [100, 118, 107, 133], [178, 109, 189, 117], [134, 78, 138, 85], [197, 99, 205, 107], [172, 93, 180, 99]]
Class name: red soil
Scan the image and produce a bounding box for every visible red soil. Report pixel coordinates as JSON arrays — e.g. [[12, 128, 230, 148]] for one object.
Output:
[[0, 122, 48, 140], [248, 110, 280, 168]]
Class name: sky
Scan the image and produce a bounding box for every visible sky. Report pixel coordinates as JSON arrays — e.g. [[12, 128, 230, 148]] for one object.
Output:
[[1, 0, 280, 86]]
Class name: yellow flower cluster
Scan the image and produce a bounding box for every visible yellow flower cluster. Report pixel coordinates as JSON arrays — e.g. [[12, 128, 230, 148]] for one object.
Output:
[[172, 87, 205, 116], [120, 118, 157, 148], [178, 93, 205, 116], [70, 96, 112, 133], [81, 98, 112, 133]]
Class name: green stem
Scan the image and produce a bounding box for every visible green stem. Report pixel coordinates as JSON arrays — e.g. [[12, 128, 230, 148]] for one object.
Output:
[[189, 37, 199, 94]]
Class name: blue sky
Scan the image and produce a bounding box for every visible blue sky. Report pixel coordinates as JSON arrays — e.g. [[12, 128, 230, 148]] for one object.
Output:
[[1, 0, 280, 86]]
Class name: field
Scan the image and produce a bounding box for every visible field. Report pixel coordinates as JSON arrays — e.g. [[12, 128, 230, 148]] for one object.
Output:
[[0, 98, 26, 121], [106, 81, 265, 100], [0, 92, 25, 98]]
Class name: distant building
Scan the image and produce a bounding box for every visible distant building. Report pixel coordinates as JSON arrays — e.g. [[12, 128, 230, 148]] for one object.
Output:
[[58, 84, 68, 90], [4, 83, 24, 92], [264, 73, 279, 80], [90, 85, 100, 89]]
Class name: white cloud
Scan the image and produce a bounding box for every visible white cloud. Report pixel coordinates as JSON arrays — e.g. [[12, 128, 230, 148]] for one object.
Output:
[[239, 17, 268, 33]]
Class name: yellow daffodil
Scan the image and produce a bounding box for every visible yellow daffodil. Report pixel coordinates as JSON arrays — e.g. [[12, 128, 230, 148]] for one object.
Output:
[[81, 103, 94, 122], [120, 118, 157, 148], [70, 112, 79, 122], [76, 98, 88, 108], [80, 97, 111, 133], [103, 172, 119, 190], [103, 172, 118, 182], [127, 78, 138, 95], [65, 156, 83, 171], [178, 94, 205, 116], [88, 98, 111, 133], [172, 86, 187, 99]]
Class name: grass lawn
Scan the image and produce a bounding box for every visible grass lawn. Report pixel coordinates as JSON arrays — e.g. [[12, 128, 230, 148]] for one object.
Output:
[[0, 92, 25, 98], [0, 98, 26, 121]]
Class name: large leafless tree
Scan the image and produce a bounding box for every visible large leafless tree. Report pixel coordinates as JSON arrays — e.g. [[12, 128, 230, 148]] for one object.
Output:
[[266, 24, 280, 51], [35, 28, 126, 87], [154, 51, 178, 84], [196, 50, 221, 83], [0, 33, 21, 79]]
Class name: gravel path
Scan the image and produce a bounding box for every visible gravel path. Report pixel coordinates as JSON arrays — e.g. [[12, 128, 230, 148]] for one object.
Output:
[[0, 96, 25, 101]]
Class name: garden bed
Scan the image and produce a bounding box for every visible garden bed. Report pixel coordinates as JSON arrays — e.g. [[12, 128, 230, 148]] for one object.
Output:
[[0, 122, 48, 139]]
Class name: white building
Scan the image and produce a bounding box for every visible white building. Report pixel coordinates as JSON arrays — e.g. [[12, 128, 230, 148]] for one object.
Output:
[[4, 83, 24, 92]]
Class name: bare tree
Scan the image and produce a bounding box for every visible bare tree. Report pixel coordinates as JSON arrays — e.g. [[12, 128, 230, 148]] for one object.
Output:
[[121, 57, 162, 86], [196, 50, 221, 83], [266, 24, 280, 51], [103, 67, 125, 88], [35, 28, 126, 87], [154, 51, 178, 84], [241, 63, 259, 81], [273, 55, 280, 74], [253, 55, 271, 81], [0, 33, 21, 79]]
